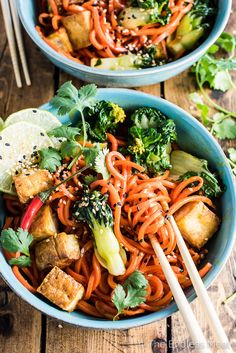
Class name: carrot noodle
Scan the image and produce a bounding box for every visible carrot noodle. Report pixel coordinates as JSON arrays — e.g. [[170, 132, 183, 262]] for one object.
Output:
[[36, 0, 195, 67], [2, 142, 216, 319]]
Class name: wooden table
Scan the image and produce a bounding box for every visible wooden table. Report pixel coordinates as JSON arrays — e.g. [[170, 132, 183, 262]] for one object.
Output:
[[0, 4, 236, 353]]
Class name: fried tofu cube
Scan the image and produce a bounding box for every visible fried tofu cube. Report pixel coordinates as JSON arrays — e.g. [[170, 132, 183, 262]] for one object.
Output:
[[13, 169, 53, 204], [35, 232, 80, 271], [174, 201, 220, 249], [37, 266, 84, 312], [47, 28, 73, 52], [62, 12, 91, 50], [29, 205, 58, 242]]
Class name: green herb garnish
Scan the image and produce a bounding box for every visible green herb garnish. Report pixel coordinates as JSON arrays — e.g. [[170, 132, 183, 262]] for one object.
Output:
[[0, 228, 33, 267], [112, 270, 148, 319]]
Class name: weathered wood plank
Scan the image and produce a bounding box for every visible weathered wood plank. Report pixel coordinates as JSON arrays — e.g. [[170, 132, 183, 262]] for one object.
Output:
[[45, 318, 167, 353], [0, 290, 41, 353], [0, 30, 55, 118], [164, 3, 236, 351]]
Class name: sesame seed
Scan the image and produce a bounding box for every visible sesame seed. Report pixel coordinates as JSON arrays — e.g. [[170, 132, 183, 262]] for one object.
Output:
[[5, 143, 10, 146], [40, 132, 45, 136]]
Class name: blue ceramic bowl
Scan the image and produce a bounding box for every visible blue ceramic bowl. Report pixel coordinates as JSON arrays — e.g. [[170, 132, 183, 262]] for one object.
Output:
[[0, 89, 235, 329], [16, 0, 231, 87]]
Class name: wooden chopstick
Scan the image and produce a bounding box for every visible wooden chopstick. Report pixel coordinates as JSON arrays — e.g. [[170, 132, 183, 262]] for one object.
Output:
[[169, 215, 233, 353], [149, 234, 212, 353], [1, 0, 31, 87], [9, 0, 31, 86], [1, 0, 22, 88]]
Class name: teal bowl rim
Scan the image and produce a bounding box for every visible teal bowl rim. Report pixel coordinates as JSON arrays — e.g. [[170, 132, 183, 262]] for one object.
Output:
[[16, 0, 232, 78], [0, 88, 235, 329]]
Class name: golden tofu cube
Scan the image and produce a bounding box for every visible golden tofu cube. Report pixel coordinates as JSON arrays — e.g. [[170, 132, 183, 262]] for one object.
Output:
[[62, 12, 91, 50], [29, 205, 58, 242], [35, 232, 80, 271], [47, 28, 73, 52], [37, 266, 84, 312], [13, 169, 53, 204], [174, 201, 220, 249]]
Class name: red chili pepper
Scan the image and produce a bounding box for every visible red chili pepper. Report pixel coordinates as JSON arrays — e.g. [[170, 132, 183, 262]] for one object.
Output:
[[20, 165, 89, 231]]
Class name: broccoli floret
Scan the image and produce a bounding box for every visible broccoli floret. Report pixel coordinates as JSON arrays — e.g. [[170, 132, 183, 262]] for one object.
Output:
[[72, 188, 126, 276], [170, 150, 223, 198], [128, 108, 176, 173], [167, 0, 216, 56], [85, 101, 126, 142]]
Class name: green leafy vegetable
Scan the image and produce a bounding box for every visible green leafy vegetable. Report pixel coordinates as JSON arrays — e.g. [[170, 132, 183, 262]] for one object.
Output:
[[73, 188, 125, 276], [49, 124, 81, 141], [50, 82, 97, 146], [167, 0, 216, 56], [128, 108, 176, 173], [112, 270, 148, 319], [0, 228, 33, 267], [9, 255, 32, 267], [189, 32, 236, 155], [60, 140, 81, 159], [39, 147, 62, 172], [170, 150, 223, 198], [85, 100, 126, 142], [135, 45, 167, 68]]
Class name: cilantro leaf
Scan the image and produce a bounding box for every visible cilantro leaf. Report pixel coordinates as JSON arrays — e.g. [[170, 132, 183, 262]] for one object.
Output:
[[9, 255, 32, 267], [83, 144, 101, 167], [50, 82, 97, 146], [228, 148, 236, 162], [94, 148, 111, 180], [77, 84, 97, 111], [60, 140, 81, 158], [0, 228, 33, 264], [216, 32, 236, 54], [189, 92, 210, 126], [112, 284, 126, 315], [212, 71, 232, 92], [50, 81, 80, 116], [49, 124, 81, 141], [212, 117, 236, 139], [112, 270, 148, 319], [39, 147, 62, 172]]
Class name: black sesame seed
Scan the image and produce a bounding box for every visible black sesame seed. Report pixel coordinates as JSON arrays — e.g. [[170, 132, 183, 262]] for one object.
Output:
[[0, 156, 2, 160], [32, 109, 37, 113], [23, 155, 26, 159], [15, 170, 18, 175], [113, 203, 117, 208], [33, 145, 37, 150], [5, 143, 10, 146], [117, 202, 122, 206], [123, 192, 128, 198], [139, 198, 142, 201], [0, 136, 2, 140], [40, 132, 45, 136]]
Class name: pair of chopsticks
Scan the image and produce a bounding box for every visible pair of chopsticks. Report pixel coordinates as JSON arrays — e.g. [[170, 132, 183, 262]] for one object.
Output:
[[1, 0, 31, 88], [149, 216, 233, 353]]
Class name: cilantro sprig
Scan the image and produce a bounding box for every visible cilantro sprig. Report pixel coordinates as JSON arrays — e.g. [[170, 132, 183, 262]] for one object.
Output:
[[50, 82, 97, 146], [112, 270, 148, 319], [39, 147, 62, 172], [0, 228, 33, 267], [189, 32, 236, 171]]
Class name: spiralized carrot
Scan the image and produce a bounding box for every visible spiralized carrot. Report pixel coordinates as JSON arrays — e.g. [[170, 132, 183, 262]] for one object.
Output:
[[2, 140, 216, 320], [36, 0, 194, 67]]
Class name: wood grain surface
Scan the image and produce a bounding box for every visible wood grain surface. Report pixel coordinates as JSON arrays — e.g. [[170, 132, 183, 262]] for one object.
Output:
[[0, 3, 235, 353]]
